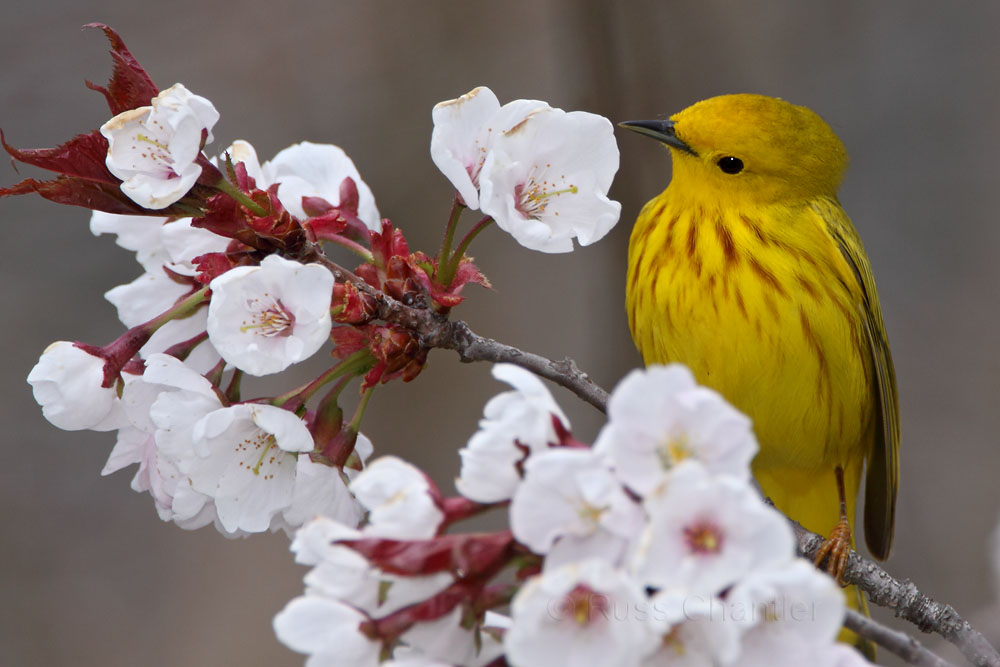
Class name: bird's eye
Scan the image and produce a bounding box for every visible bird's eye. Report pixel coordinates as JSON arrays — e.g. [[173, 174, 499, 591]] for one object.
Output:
[[717, 156, 744, 174]]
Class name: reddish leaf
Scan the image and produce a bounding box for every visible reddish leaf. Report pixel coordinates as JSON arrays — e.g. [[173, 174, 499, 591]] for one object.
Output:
[[229, 160, 256, 192], [332, 282, 376, 324], [302, 195, 335, 217], [305, 210, 349, 240], [355, 263, 381, 289], [367, 325, 428, 386], [361, 360, 387, 392], [192, 193, 250, 242], [330, 326, 370, 359], [191, 252, 234, 284], [362, 585, 469, 641], [339, 176, 359, 213], [0, 175, 157, 215], [450, 256, 491, 291], [336, 177, 372, 242], [0, 129, 175, 214], [161, 264, 201, 288], [193, 153, 224, 187], [83, 23, 159, 115], [191, 242, 257, 283], [369, 220, 409, 270], [1, 130, 114, 182], [340, 531, 514, 577], [382, 255, 418, 302], [551, 414, 588, 448]]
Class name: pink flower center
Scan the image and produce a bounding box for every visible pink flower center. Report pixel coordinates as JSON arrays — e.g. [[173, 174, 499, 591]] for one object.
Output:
[[240, 297, 295, 337], [684, 519, 724, 554], [514, 169, 578, 219], [559, 584, 609, 627]]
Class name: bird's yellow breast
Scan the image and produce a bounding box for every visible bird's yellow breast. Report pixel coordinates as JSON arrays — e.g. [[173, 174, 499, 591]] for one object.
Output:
[[627, 189, 875, 470]]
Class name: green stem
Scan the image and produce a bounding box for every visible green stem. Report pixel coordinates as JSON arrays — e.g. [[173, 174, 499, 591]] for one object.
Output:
[[348, 384, 376, 433], [149, 287, 210, 331], [225, 369, 244, 403], [204, 357, 226, 390], [214, 176, 269, 217], [324, 234, 374, 263], [439, 216, 493, 287], [338, 384, 376, 471], [272, 349, 374, 408], [171, 201, 206, 217], [436, 197, 466, 280]]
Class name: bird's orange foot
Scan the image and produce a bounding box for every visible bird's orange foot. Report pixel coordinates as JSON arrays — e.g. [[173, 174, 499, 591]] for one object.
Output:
[[813, 516, 852, 585]]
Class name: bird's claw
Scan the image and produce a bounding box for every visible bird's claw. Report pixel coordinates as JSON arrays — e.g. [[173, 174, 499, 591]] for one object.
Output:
[[813, 516, 852, 586]]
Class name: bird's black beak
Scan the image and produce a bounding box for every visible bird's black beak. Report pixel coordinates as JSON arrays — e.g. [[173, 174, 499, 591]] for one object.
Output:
[[618, 119, 698, 157]]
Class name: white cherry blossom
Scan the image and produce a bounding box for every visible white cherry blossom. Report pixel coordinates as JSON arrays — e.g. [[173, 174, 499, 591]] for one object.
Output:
[[104, 268, 220, 373], [505, 559, 659, 667], [206, 254, 334, 376], [430, 87, 548, 210], [223, 139, 381, 230], [280, 456, 364, 531], [101, 83, 219, 209], [291, 519, 453, 618], [92, 208, 228, 373], [455, 364, 569, 503], [594, 364, 758, 496], [510, 447, 643, 568], [641, 592, 742, 667], [430, 86, 500, 208], [384, 658, 453, 667], [398, 606, 505, 667], [181, 403, 314, 534], [90, 211, 172, 271], [291, 515, 357, 566], [725, 559, 847, 663], [431, 87, 620, 252], [273, 596, 381, 667], [101, 358, 214, 527], [478, 106, 621, 253], [265, 141, 381, 230], [141, 353, 227, 527], [27, 341, 125, 431], [632, 461, 794, 596], [350, 456, 444, 539]]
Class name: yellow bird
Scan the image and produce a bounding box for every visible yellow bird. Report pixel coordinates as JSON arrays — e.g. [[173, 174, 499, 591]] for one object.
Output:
[[621, 94, 899, 655]]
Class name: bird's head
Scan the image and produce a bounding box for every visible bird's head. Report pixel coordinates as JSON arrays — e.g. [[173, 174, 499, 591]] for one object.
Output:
[[621, 94, 848, 204]]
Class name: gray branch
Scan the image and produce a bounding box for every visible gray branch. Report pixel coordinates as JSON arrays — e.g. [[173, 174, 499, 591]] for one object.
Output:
[[310, 253, 610, 411], [845, 609, 957, 667], [794, 522, 999, 667]]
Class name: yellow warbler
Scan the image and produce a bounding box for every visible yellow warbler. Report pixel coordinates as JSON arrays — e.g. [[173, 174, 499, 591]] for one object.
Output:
[[622, 94, 899, 655]]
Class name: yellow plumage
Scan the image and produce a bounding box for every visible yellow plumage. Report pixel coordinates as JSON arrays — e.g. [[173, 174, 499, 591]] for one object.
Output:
[[623, 94, 900, 656]]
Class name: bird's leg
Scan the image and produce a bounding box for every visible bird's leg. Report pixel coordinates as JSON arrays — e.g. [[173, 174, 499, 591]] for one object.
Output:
[[812, 466, 852, 585]]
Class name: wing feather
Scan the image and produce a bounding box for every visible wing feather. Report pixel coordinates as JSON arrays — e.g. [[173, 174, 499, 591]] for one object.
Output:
[[820, 200, 900, 560]]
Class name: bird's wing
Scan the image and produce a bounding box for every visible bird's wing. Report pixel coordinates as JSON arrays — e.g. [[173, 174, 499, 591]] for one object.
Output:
[[821, 200, 900, 560]]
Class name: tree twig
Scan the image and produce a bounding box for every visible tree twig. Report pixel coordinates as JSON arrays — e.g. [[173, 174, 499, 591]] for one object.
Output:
[[310, 253, 610, 411], [309, 247, 999, 667], [794, 521, 1000, 667], [845, 609, 957, 667]]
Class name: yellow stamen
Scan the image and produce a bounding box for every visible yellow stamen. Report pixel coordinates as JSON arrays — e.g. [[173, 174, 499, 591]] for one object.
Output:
[[135, 132, 170, 152], [251, 434, 277, 475]]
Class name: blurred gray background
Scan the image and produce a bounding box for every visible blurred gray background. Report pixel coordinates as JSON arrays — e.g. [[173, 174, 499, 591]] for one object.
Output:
[[2, 1, 999, 665]]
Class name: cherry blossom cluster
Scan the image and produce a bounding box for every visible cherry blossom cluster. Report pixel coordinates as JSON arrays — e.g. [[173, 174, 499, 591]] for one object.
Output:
[[7, 24, 611, 538], [4, 23, 872, 667], [431, 86, 620, 253], [275, 365, 871, 666]]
